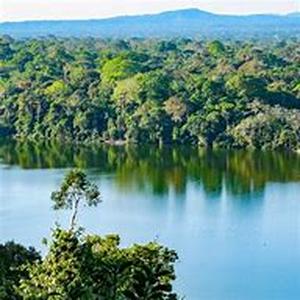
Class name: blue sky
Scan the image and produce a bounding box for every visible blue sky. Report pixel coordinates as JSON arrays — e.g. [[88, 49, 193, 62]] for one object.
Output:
[[1, 0, 299, 22]]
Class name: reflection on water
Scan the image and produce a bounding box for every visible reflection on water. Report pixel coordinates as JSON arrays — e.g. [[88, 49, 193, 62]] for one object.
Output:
[[1, 140, 300, 299], [1, 140, 300, 198]]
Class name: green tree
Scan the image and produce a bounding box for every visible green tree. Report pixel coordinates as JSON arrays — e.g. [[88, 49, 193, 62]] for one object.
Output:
[[17, 170, 178, 299], [101, 54, 141, 84], [51, 169, 101, 230], [0, 242, 40, 300], [18, 228, 178, 300], [207, 40, 225, 56]]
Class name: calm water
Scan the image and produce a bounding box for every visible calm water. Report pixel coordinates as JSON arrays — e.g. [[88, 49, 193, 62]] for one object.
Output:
[[1, 141, 300, 299]]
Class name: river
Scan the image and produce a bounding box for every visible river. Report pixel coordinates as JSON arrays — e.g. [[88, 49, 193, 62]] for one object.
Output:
[[0, 141, 300, 299]]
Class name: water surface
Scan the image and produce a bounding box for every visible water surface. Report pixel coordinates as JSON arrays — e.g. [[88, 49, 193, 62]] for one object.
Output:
[[0, 141, 300, 299]]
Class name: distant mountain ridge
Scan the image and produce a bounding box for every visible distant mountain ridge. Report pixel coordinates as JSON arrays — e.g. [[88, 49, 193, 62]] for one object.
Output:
[[1, 8, 299, 39], [287, 12, 300, 18]]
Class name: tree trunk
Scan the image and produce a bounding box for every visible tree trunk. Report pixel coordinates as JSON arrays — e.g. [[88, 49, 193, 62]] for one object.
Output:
[[70, 197, 80, 231]]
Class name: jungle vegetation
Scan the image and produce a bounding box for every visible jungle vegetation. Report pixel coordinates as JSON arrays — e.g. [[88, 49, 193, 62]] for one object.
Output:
[[0, 36, 300, 149]]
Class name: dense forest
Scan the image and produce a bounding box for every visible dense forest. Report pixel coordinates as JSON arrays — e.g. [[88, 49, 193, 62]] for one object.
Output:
[[0, 36, 300, 149]]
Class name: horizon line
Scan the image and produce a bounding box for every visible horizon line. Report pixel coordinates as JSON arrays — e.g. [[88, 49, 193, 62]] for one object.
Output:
[[1, 7, 299, 24]]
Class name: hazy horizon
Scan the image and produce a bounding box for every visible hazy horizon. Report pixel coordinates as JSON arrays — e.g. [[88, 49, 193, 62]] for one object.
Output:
[[1, 0, 299, 22]]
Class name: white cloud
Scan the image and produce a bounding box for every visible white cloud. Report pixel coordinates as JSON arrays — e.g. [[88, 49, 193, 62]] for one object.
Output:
[[1, 0, 298, 22]]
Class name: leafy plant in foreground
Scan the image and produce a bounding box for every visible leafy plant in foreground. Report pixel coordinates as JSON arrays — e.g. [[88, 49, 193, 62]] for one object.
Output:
[[5, 170, 179, 299]]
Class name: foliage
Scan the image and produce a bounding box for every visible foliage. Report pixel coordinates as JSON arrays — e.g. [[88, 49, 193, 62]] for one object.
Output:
[[51, 169, 101, 230], [18, 228, 178, 299], [207, 40, 225, 56], [101, 54, 141, 84], [0, 37, 299, 149], [0, 242, 40, 299], [230, 104, 300, 149]]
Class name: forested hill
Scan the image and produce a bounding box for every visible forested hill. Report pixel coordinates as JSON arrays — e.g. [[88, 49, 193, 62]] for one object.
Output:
[[1, 9, 300, 39], [0, 37, 300, 149]]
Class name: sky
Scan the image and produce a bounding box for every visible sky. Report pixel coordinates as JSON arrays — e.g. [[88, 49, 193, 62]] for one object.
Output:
[[0, 0, 299, 22]]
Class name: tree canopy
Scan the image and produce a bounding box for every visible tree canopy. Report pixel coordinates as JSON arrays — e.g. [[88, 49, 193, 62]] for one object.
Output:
[[0, 37, 299, 149]]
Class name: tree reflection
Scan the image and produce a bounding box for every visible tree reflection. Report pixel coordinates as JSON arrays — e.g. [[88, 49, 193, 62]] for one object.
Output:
[[0, 139, 299, 197]]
